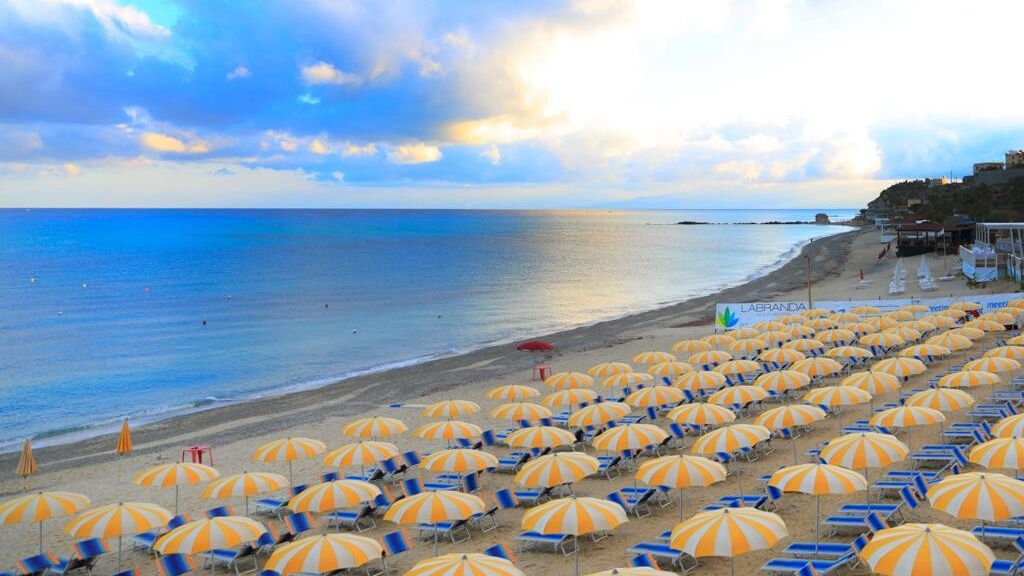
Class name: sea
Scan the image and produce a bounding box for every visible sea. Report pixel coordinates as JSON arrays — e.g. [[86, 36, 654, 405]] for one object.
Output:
[[0, 208, 857, 449]]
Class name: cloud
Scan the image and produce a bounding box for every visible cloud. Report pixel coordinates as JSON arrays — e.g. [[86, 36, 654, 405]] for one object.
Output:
[[140, 132, 210, 154], [309, 138, 329, 154], [296, 93, 321, 105], [55, 0, 171, 39], [387, 142, 443, 164], [300, 61, 362, 86], [331, 171, 345, 182], [443, 30, 472, 48], [341, 143, 378, 157], [480, 145, 501, 165], [63, 163, 79, 175], [226, 65, 250, 80]]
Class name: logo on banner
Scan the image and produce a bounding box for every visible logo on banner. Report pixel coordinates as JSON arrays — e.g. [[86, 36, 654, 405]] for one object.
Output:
[[716, 306, 739, 329]]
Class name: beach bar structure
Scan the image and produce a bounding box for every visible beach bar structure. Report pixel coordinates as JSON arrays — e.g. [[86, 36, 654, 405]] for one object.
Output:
[[960, 222, 1024, 282], [894, 219, 972, 257]]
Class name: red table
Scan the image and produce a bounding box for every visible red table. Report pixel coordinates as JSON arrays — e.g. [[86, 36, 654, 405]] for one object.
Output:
[[181, 445, 213, 465], [532, 366, 551, 381]]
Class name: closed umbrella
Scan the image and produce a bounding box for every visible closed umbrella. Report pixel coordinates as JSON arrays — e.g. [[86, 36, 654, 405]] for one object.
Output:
[[17, 440, 37, 479], [115, 420, 132, 456]]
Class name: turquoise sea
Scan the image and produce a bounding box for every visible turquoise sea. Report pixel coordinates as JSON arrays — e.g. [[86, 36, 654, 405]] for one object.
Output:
[[0, 209, 857, 447]]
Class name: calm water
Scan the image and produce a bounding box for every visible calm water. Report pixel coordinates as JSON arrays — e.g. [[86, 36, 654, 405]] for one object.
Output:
[[0, 209, 856, 446]]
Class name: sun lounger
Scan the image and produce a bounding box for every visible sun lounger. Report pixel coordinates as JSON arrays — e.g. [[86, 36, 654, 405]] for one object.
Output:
[[781, 535, 867, 559], [989, 537, 1024, 576], [823, 510, 888, 537], [48, 538, 109, 576], [130, 515, 190, 553], [155, 554, 194, 576], [631, 553, 663, 570], [203, 544, 258, 576], [513, 486, 553, 506], [416, 519, 471, 544], [761, 551, 859, 576], [607, 489, 654, 518], [597, 455, 622, 479], [325, 505, 376, 532], [381, 531, 412, 573], [483, 543, 516, 561], [516, 532, 577, 555], [205, 505, 235, 518], [626, 542, 699, 572], [972, 526, 1024, 543], [254, 525, 293, 556], [16, 555, 57, 576], [494, 451, 531, 473], [253, 484, 306, 518]]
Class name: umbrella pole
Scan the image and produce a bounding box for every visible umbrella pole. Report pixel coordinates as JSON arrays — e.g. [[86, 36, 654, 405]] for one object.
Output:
[[245, 495, 249, 516], [815, 495, 820, 559], [289, 461, 294, 487], [118, 535, 123, 571], [679, 489, 684, 522], [575, 536, 580, 576], [730, 555, 735, 576], [865, 467, 870, 504], [792, 440, 798, 465], [434, 529, 439, 556], [175, 485, 180, 516], [38, 521, 43, 555]]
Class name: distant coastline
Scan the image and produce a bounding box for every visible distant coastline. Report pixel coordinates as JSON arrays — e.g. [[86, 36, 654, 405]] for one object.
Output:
[[676, 220, 845, 225]]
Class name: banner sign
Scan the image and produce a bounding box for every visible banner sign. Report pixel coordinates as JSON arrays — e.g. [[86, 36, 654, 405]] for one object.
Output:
[[715, 292, 1020, 329]]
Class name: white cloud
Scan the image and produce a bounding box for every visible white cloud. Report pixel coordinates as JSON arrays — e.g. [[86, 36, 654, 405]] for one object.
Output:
[[309, 138, 329, 155], [387, 143, 443, 164], [443, 30, 472, 48], [300, 61, 362, 86], [226, 65, 250, 80], [480, 145, 502, 165], [140, 132, 210, 154], [341, 143, 378, 157], [64, 163, 79, 175], [331, 171, 345, 182]]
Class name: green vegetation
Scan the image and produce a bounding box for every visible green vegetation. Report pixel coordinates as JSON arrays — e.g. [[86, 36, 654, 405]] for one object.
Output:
[[866, 177, 1024, 223]]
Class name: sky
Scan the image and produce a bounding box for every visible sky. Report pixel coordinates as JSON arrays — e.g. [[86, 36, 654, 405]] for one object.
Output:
[[1, 0, 1023, 209]]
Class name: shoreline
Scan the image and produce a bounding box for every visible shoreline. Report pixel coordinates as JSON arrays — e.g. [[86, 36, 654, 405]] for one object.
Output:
[[0, 225, 865, 475]]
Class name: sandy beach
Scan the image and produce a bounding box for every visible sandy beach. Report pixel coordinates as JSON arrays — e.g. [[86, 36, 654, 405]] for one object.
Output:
[[3, 226, 1022, 575]]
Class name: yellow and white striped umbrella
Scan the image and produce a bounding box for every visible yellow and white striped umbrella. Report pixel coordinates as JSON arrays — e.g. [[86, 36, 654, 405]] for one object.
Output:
[[667, 403, 736, 427], [872, 357, 927, 379], [907, 319, 938, 333], [963, 357, 1021, 373], [803, 385, 871, 407], [825, 346, 874, 361], [759, 330, 792, 346], [691, 424, 771, 456], [928, 472, 1024, 522], [626, 385, 684, 408], [154, 516, 267, 555], [701, 334, 735, 347], [970, 438, 1024, 470], [673, 339, 712, 354], [505, 426, 577, 449], [421, 449, 499, 474], [707, 385, 770, 407], [859, 523, 994, 576], [568, 402, 632, 428], [942, 307, 970, 318], [754, 404, 827, 431], [757, 348, 805, 366], [901, 304, 930, 314], [831, 312, 861, 324], [202, 472, 288, 514], [768, 463, 866, 494], [777, 314, 807, 324], [66, 502, 172, 541], [673, 371, 727, 393], [1010, 335, 1024, 346], [342, 416, 408, 438], [754, 320, 790, 332], [414, 420, 482, 442], [133, 462, 220, 515], [687, 350, 733, 370], [965, 319, 1006, 332], [632, 351, 677, 365], [939, 371, 1001, 388], [986, 346, 1024, 361], [947, 302, 980, 313], [491, 401, 552, 422], [844, 321, 877, 336], [404, 554, 526, 576], [869, 316, 900, 331], [264, 534, 384, 576], [587, 362, 633, 377], [804, 318, 838, 331], [592, 424, 668, 452], [521, 496, 628, 537], [884, 310, 915, 321], [993, 414, 1024, 438], [0, 491, 90, 554], [323, 441, 399, 469], [384, 490, 486, 525], [727, 327, 761, 339], [782, 338, 826, 353], [787, 324, 818, 338], [926, 333, 973, 351], [899, 343, 952, 362], [585, 568, 675, 576], [635, 455, 727, 520], [486, 384, 540, 400], [287, 480, 381, 513], [925, 314, 959, 329], [1011, 299, 1024, 309], [841, 371, 901, 395], [545, 372, 595, 389], [543, 388, 598, 407], [602, 372, 653, 389], [819, 432, 909, 469], [870, 406, 945, 429], [729, 338, 769, 358], [980, 311, 1016, 325], [252, 437, 326, 464], [860, 332, 905, 349], [905, 388, 974, 412], [816, 329, 857, 345], [886, 326, 922, 343], [754, 370, 811, 394], [423, 399, 481, 419], [850, 305, 881, 315], [647, 361, 695, 380], [668, 507, 788, 573], [515, 453, 600, 488], [711, 359, 761, 376]]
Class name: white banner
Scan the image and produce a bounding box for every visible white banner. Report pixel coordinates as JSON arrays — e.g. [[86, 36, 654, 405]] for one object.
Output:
[[715, 292, 1020, 329]]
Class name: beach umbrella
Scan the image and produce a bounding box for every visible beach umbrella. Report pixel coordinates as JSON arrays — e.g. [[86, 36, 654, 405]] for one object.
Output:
[[870, 406, 945, 450], [701, 334, 735, 347], [635, 455, 726, 520], [691, 425, 771, 493], [899, 343, 952, 363], [927, 315, 960, 329], [322, 441, 399, 475], [726, 327, 760, 339], [817, 329, 856, 345], [687, 350, 733, 370], [115, 419, 132, 456], [342, 416, 407, 439], [17, 440, 37, 479], [970, 438, 1024, 471], [486, 384, 539, 400], [753, 320, 789, 331], [1012, 299, 1024, 309], [994, 414, 1024, 438], [517, 340, 554, 352], [966, 319, 1006, 332], [515, 453, 599, 492], [545, 372, 594, 389], [673, 371, 727, 394], [602, 372, 653, 389], [804, 318, 838, 331], [819, 431, 909, 501], [252, 437, 326, 486], [585, 569, 674, 576], [768, 464, 866, 556], [264, 534, 384, 576], [666, 403, 736, 429], [201, 471, 288, 515], [404, 553, 526, 576], [757, 348, 805, 369], [385, 490, 486, 554], [803, 385, 871, 431], [673, 339, 712, 354], [521, 496, 628, 576], [568, 402, 632, 428], [669, 507, 787, 576], [850, 305, 881, 315], [626, 385, 684, 408], [927, 333, 974, 351], [423, 399, 481, 419], [133, 462, 220, 515], [592, 424, 668, 453], [987, 346, 1024, 361], [759, 330, 792, 346], [777, 314, 807, 324], [964, 357, 1021, 374], [841, 371, 901, 411], [787, 324, 817, 338], [647, 361, 695, 384], [1010, 334, 1024, 346], [906, 388, 974, 412], [632, 351, 677, 365], [505, 426, 576, 449], [859, 331, 905, 354], [754, 405, 827, 462], [859, 523, 994, 576], [824, 346, 874, 363], [490, 401, 552, 422], [980, 311, 1016, 325], [153, 516, 267, 558], [831, 312, 860, 323], [782, 338, 826, 354], [886, 326, 922, 343], [927, 472, 1024, 525], [707, 385, 770, 408], [802, 307, 832, 319], [0, 491, 90, 554], [869, 316, 900, 331], [906, 319, 937, 333], [414, 420, 482, 447], [287, 480, 380, 513], [844, 321, 877, 336], [587, 362, 632, 377], [872, 357, 927, 380], [66, 502, 172, 569], [901, 304, 930, 314], [421, 449, 499, 475], [543, 388, 598, 408], [940, 370, 1001, 388], [728, 338, 768, 359], [884, 310, 915, 322], [711, 360, 761, 384], [753, 370, 811, 395]]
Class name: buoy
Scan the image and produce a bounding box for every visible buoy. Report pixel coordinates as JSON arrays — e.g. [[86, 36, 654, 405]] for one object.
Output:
[[352, 329, 357, 334], [325, 303, 329, 308], [81, 283, 87, 288], [29, 277, 36, 283], [227, 295, 232, 299], [202, 320, 207, 326], [58, 311, 63, 316]]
